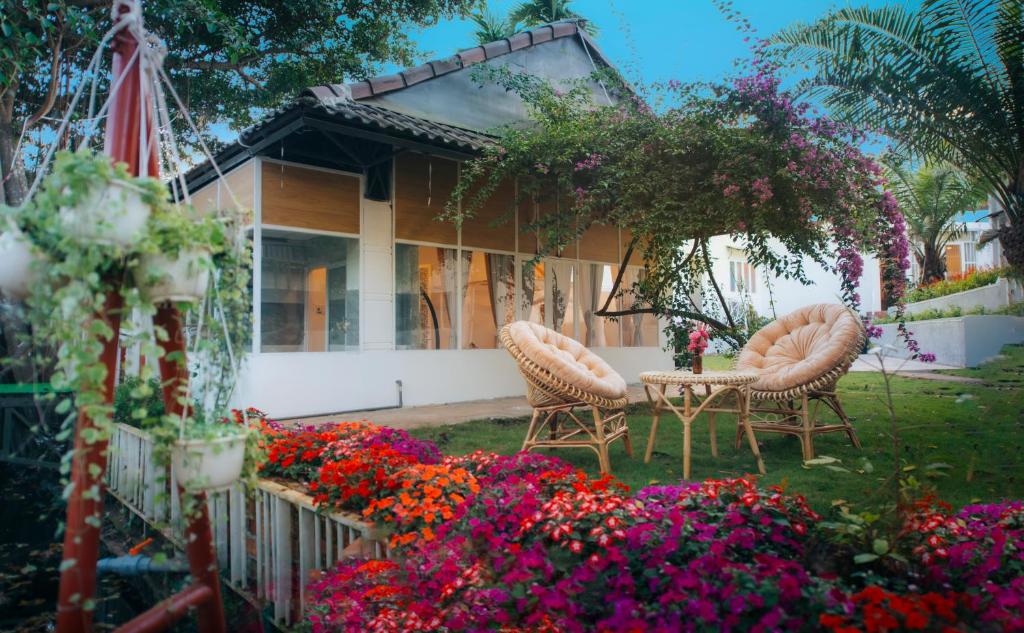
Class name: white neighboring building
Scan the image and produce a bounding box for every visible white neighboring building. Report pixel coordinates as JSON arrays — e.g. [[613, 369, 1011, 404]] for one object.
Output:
[[705, 235, 883, 322], [907, 210, 1003, 282]]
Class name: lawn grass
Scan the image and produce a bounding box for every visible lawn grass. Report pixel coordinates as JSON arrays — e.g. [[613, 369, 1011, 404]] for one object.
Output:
[[410, 345, 1024, 513]]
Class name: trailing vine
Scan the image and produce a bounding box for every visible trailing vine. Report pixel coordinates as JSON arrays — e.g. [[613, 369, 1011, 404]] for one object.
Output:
[[0, 150, 256, 521]]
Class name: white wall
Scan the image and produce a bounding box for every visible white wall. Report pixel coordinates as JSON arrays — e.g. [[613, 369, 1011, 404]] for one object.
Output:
[[875, 315, 1024, 367], [705, 235, 882, 319], [232, 345, 672, 419], [233, 155, 674, 419]]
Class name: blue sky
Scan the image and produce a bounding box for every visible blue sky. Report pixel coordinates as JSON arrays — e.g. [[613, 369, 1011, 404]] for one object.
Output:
[[397, 0, 908, 87]]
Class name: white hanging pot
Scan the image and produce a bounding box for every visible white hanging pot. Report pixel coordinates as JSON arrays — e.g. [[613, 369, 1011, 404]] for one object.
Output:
[[135, 249, 211, 304], [60, 180, 150, 247], [0, 229, 43, 300], [171, 430, 248, 492]]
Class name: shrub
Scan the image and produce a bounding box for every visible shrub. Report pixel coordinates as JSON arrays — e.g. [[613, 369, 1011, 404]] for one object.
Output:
[[905, 266, 1011, 303], [260, 422, 372, 482], [364, 463, 479, 550], [312, 445, 418, 512], [112, 376, 164, 428]]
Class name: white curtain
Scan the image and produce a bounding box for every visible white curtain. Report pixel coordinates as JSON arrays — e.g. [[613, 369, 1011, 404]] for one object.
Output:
[[621, 266, 644, 346], [579, 263, 606, 347], [486, 253, 515, 332], [547, 261, 573, 335], [440, 248, 459, 348]]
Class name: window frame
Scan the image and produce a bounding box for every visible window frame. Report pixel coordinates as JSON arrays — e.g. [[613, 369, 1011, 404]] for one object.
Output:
[[253, 156, 366, 354], [258, 226, 361, 353]]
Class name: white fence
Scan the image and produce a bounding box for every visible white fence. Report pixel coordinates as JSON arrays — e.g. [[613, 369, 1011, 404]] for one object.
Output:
[[105, 423, 387, 625]]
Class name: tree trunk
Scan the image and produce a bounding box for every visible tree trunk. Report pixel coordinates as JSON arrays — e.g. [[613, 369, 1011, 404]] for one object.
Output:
[[920, 244, 946, 285], [998, 222, 1024, 274], [0, 121, 28, 207]]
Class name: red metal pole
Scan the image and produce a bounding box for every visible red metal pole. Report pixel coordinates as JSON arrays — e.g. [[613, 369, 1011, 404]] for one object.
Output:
[[59, 3, 225, 633], [113, 584, 214, 633], [150, 303, 227, 633], [56, 292, 125, 633], [57, 2, 152, 630]]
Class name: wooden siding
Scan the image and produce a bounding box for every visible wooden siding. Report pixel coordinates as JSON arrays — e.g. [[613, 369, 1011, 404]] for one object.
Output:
[[188, 160, 255, 223], [461, 178, 516, 252], [395, 153, 458, 244], [224, 161, 255, 223], [261, 161, 360, 234], [579, 222, 620, 264]]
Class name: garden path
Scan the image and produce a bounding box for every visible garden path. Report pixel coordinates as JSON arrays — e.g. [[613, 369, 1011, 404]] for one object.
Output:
[[287, 385, 649, 430], [286, 355, 985, 430], [850, 355, 986, 383]]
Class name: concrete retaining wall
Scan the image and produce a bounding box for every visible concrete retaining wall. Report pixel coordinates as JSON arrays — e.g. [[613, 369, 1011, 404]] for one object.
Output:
[[876, 315, 1024, 367], [905, 277, 1020, 316]]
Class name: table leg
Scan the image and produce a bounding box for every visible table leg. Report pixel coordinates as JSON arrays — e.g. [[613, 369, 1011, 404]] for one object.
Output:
[[704, 385, 718, 458], [740, 386, 766, 475], [643, 384, 665, 463], [682, 385, 692, 479]]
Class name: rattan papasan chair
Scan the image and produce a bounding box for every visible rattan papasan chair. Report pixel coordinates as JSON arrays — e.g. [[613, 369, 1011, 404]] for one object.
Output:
[[731, 303, 866, 460], [500, 321, 632, 473]]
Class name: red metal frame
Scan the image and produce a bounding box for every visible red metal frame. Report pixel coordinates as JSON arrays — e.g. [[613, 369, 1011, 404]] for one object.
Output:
[[55, 2, 227, 632]]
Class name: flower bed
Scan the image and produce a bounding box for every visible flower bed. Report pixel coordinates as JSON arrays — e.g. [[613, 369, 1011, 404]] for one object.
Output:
[[255, 419, 1024, 632], [905, 266, 1012, 303]]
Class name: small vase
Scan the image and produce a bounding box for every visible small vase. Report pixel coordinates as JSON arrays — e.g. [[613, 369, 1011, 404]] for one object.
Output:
[[693, 353, 703, 374]]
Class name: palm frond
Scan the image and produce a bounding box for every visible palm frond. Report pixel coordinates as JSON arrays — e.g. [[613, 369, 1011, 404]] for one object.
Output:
[[470, 11, 520, 45], [770, 2, 1023, 222]]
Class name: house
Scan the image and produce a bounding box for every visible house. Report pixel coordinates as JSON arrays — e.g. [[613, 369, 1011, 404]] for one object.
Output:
[[705, 235, 884, 323], [906, 209, 1003, 281], [184, 21, 671, 419]]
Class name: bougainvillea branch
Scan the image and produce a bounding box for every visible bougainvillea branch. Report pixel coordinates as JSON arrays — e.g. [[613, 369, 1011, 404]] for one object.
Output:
[[448, 64, 923, 356]]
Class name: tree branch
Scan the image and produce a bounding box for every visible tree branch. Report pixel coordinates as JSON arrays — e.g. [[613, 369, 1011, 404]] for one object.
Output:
[[596, 234, 637, 315], [27, 31, 64, 126], [701, 240, 736, 329], [597, 306, 732, 334]]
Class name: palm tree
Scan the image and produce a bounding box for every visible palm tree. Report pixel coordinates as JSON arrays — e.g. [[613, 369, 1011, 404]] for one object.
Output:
[[510, 0, 596, 35], [770, 1, 1024, 273], [470, 10, 521, 45], [886, 163, 987, 284]]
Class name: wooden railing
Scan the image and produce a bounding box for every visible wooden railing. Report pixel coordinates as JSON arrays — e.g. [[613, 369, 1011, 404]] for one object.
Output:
[[105, 423, 387, 625]]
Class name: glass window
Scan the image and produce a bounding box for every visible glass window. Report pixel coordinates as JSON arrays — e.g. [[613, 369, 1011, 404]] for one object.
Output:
[[521, 260, 545, 324], [260, 229, 359, 352], [546, 260, 575, 338], [579, 263, 621, 347], [964, 241, 977, 270], [462, 251, 515, 349], [396, 244, 461, 350], [621, 266, 659, 347]]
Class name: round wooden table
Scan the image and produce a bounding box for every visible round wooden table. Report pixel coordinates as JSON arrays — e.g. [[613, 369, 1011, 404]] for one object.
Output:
[[640, 369, 766, 479]]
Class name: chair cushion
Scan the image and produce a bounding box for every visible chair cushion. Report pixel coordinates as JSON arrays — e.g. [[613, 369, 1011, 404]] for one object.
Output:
[[506, 321, 628, 400], [735, 304, 862, 394]]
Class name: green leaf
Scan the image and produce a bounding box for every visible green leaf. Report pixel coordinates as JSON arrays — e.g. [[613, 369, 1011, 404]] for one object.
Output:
[[854, 553, 879, 564], [872, 538, 889, 555]]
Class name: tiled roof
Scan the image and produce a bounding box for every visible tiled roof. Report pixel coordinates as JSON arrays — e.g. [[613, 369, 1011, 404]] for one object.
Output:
[[311, 98, 493, 151], [305, 20, 609, 102]]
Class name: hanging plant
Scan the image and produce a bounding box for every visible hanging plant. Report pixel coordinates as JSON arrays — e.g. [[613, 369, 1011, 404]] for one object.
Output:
[[2, 148, 257, 505], [0, 226, 45, 300], [171, 421, 249, 492], [133, 207, 228, 304]]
